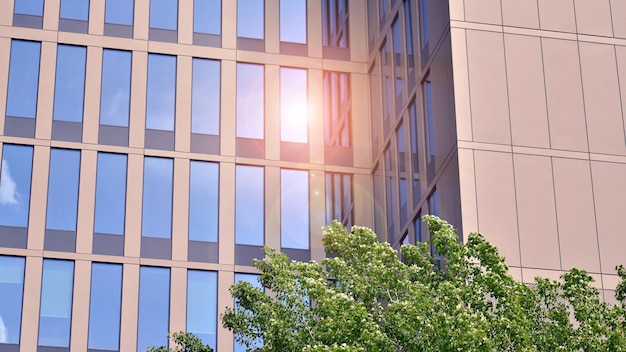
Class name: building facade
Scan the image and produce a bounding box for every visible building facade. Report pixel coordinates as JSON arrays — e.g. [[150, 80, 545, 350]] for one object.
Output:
[[1, 0, 625, 351]]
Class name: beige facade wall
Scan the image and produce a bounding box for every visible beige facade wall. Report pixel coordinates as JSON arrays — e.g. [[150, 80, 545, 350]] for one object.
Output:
[[450, 0, 626, 290]]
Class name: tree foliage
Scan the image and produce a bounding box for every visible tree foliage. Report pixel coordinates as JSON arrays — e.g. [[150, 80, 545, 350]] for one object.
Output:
[[148, 332, 213, 352], [222, 216, 626, 351]]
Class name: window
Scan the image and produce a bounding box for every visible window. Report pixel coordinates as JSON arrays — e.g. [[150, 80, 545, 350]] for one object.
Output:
[[88, 263, 122, 351], [0, 255, 25, 345], [53, 45, 87, 123], [105, 0, 134, 25], [235, 165, 264, 246], [281, 169, 309, 249], [404, 0, 415, 74], [137, 266, 170, 352], [192, 58, 220, 135], [409, 101, 421, 205], [142, 157, 173, 239], [146, 54, 176, 132], [397, 123, 407, 225], [322, 0, 349, 48], [381, 38, 393, 134], [194, 0, 220, 35], [60, 0, 90, 21], [189, 161, 219, 242], [424, 80, 434, 158], [0, 144, 33, 228], [372, 163, 384, 237], [234, 274, 262, 352], [14, 0, 44, 16], [236, 63, 264, 139], [94, 153, 127, 235], [100, 49, 131, 128], [392, 18, 404, 103], [46, 149, 81, 232], [325, 172, 353, 228], [366, 0, 377, 46], [323, 71, 351, 147], [150, 0, 177, 30], [414, 215, 422, 242], [6, 40, 41, 119], [39, 259, 74, 348], [187, 270, 218, 349], [280, 67, 308, 143], [419, 0, 428, 50], [385, 145, 397, 239], [237, 0, 264, 39], [428, 189, 438, 216], [280, 0, 306, 44]]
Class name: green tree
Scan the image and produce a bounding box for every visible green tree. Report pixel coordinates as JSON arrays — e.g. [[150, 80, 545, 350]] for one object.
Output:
[[221, 216, 626, 351], [148, 332, 213, 352]]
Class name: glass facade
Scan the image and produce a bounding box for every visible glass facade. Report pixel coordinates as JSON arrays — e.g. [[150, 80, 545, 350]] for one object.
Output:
[[6, 40, 40, 119], [280, 0, 307, 43], [94, 153, 127, 235], [105, 0, 134, 25], [137, 266, 170, 352], [0, 255, 25, 345], [191, 58, 220, 135], [150, 0, 178, 30], [46, 149, 81, 232], [142, 157, 174, 239], [39, 259, 74, 348], [146, 54, 176, 131], [236, 63, 264, 139], [235, 165, 264, 245], [60, 0, 90, 20], [88, 263, 123, 351], [0, 144, 33, 228], [14, 0, 44, 16], [187, 270, 218, 348], [237, 0, 264, 39], [100, 49, 132, 127], [189, 161, 219, 242], [280, 169, 309, 249], [194, 0, 221, 35], [280, 67, 308, 143], [53, 45, 87, 123]]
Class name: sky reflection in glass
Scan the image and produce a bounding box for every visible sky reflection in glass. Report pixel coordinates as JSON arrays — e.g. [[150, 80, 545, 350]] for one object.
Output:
[[236, 63, 264, 139], [60, 0, 90, 20], [100, 49, 131, 127], [189, 161, 219, 242], [237, 0, 264, 39], [281, 169, 309, 249], [194, 0, 221, 34], [7, 40, 40, 119], [137, 266, 170, 352], [192, 58, 220, 135], [46, 149, 80, 231], [150, 0, 178, 30], [53, 45, 87, 123], [146, 54, 176, 131], [14, 0, 44, 16], [88, 263, 122, 351], [235, 165, 264, 245], [280, 0, 306, 43], [142, 157, 173, 239], [39, 260, 74, 348], [94, 153, 127, 235], [280, 67, 308, 143], [187, 270, 217, 349], [0, 144, 33, 228], [105, 0, 134, 25], [0, 255, 25, 344]]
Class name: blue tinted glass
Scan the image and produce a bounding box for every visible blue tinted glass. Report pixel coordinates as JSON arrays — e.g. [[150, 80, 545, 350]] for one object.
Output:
[[0, 255, 25, 344], [53, 45, 87, 123], [146, 54, 176, 131], [280, 68, 307, 143], [39, 260, 74, 348], [14, 0, 44, 15], [60, 0, 90, 20], [105, 0, 134, 25], [425, 81, 434, 156], [6, 40, 41, 119], [142, 157, 173, 239], [0, 144, 33, 228], [194, 0, 221, 34], [189, 161, 218, 242], [192, 58, 220, 135], [94, 153, 127, 235], [280, 0, 306, 43], [137, 267, 170, 352], [281, 169, 309, 249], [235, 165, 263, 245], [237, 0, 264, 39], [234, 274, 261, 352], [88, 263, 122, 351], [46, 149, 80, 231], [236, 63, 264, 139], [419, 0, 428, 47], [414, 216, 422, 242], [100, 49, 131, 127], [150, 0, 178, 30], [187, 270, 217, 348]]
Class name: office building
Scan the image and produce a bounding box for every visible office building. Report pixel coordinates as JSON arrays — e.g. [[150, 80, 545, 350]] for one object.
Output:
[[0, 0, 625, 351]]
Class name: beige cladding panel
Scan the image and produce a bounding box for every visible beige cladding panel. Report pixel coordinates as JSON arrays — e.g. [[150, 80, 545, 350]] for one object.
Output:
[[310, 169, 326, 263], [474, 150, 520, 266], [504, 34, 549, 148], [70, 260, 91, 351], [618, 47, 626, 135], [307, 0, 323, 58], [348, 0, 368, 62], [265, 166, 281, 250], [464, 0, 502, 25], [175, 55, 192, 152], [552, 157, 600, 273], [217, 271, 235, 352], [20, 257, 43, 352], [352, 73, 372, 168], [308, 69, 324, 165], [172, 158, 190, 261], [448, 0, 465, 21], [43, 0, 60, 31], [129, 51, 148, 149], [466, 30, 511, 145], [612, 0, 626, 39], [0, 38, 9, 133], [120, 264, 140, 351], [591, 161, 626, 274], [353, 173, 374, 229], [431, 38, 456, 169], [579, 42, 626, 156], [178, 0, 193, 44], [450, 28, 471, 142], [266, 65, 280, 160], [218, 162, 235, 265], [35, 41, 56, 141], [0, 0, 13, 25], [574, 0, 613, 37], [134, 0, 149, 40], [456, 149, 478, 235], [501, 0, 539, 29], [76, 150, 97, 254], [88, 0, 105, 35], [170, 266, 187, 334], [266, 0, 280, 53], [221, 60, 237, 156], [513, 154, 560, 271], [124, 153, 144, 258], [537, 0, 576, 33], [542, 38, 588, 152], [83, 46, 103, 144], [27, 146, 51, 251]]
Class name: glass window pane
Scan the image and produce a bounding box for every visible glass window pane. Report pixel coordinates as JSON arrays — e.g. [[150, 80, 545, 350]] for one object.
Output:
[[0, 144, 33, 228], [94, 153, 127, 235], [194, 0, 221, 35], [88, 263, 122, 351], [281, 169, 309, 249], [105, 0, 134, 25], [237, 0, 264, 39], [137, 267, 170, 352], [60, 0, 90, 20], [100, 49, 131, 127], [419, 0, 428, 49], [280, 68, 308, 143], [236, 63, 264, 139], [425, 80, 434, 157], [39, 260, 74, 348], [192, 58, 220, 135], [14, 0, 44, 15], [53, 45, 87, 123], [46, 149, 80, 232], [187, 270, 217, 349], [0, 255, 25, 345], [146, 54, 176, 131], [189, 161, 219, 242], [235, 165, 264, 245], [280, 0, 306, 43], [6, 40, 41, 119], [234, 273, 261, 352], [142, 157, 173, 239], [150, 0, 178, 30]]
